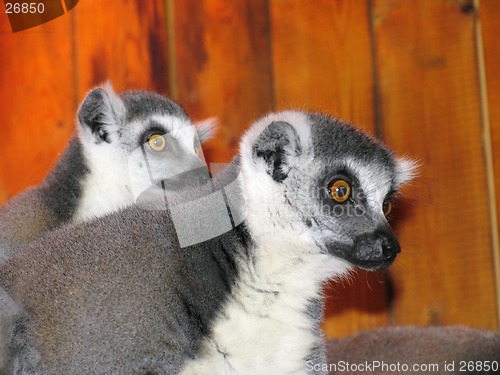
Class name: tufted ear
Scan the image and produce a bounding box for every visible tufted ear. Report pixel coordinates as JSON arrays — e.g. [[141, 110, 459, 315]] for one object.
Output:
[[251, 121, 302, 183], [394, 157, 419, 188], [77, 82, 126, 144], [195, 117, 218, 143]]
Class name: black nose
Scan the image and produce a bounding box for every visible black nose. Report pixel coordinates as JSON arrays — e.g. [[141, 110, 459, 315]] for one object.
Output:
[[349, 229, 401, 270], [378, 230, 401, 259]]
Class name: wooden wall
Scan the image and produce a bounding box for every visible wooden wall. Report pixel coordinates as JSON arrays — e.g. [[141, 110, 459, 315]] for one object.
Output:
[[0, 0, 498, 339]]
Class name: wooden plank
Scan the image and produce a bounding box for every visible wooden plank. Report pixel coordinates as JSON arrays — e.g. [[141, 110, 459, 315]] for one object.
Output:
[[480, 0, 500, 323], [271, 0, 390, 339], [73, 0, 169, 98], [0, 9, 75, 204], [374, 0, 498, 329], [271, 0, 376, 133], [322, 271, 390, 338], [172, 0, 274, 163]]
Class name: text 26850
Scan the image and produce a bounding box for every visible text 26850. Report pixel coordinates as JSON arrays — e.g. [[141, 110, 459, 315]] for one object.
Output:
[[459, 361, 498, 372], [5, 3, 45, 14]]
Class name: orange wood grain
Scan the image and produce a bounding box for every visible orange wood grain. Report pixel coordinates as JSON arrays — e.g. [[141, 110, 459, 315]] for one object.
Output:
[[73, 0, 170, 100], [322, 271, 390, 339], [0, 10, 76, 204], [374, 0, 498, 329], [172, 0, 274, 163], [271, 0, 390, 339], [481, 0, 500, 319], [270, 0, 377, 133], [481, 1, 500, 166]]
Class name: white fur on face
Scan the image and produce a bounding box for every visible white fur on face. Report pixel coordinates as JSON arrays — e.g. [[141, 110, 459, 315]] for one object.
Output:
[[73, 132, 133, 223]]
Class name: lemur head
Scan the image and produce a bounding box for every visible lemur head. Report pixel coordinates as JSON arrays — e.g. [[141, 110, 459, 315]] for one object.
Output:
[[77, 82, 215, 169], [240, 111, 416, 273], [75, 83, 215, 219]]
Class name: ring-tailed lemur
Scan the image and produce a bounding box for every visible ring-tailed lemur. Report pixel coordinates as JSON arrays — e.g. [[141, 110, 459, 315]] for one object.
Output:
[[0, 111, 416, 374], [0, 83, 215, 372], [0, 82, 216, 262]]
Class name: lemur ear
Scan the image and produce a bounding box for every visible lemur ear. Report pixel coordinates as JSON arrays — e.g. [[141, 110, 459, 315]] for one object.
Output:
[[77, 82, 126, 144], [195, 117, 218, 143], [252, 121, 302, 183], [394, 157, 419, 187]]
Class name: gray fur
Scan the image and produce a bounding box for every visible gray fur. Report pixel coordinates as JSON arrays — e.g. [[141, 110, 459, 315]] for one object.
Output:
[[307, 113, 396, 176], [121, 90, 189, 123], [0, 139, 87, 262], [326, 326, 500, 374], [0, 111, 414, 374], [306, 298, 328, 370], [1, 165, 244, 374]]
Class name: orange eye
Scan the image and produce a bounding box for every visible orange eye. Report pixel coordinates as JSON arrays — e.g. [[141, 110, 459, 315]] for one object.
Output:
[[383, 199, 393, 217], [330, 179, 351, 203], [148, 134, 166, 152]]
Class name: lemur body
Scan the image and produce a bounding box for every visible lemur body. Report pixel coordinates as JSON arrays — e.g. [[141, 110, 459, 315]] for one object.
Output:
[[0, 83, 215, 261], [0, 111, 415, 374]]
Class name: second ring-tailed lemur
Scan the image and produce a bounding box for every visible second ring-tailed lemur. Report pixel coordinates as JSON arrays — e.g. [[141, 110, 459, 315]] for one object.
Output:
[[0, 83, 216, 262], [0, 111, 416, 374], [0, 83, 215, 372]]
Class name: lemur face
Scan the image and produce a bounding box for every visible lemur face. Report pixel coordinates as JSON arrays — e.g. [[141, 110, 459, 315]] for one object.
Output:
[[76, 83, 216, 210], [296, 159, 400, 270], [241, 111, 416, 272]]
